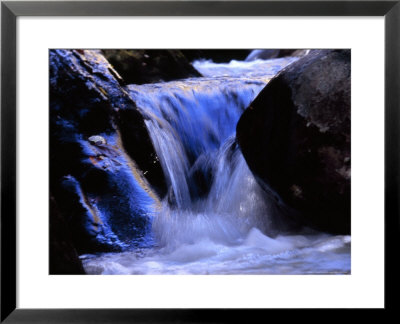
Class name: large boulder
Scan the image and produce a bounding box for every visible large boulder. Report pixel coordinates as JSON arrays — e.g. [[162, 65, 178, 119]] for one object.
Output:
[[50, 49, 166, 254], [237, 50, 350, 234], [102, 50, 202, 85]]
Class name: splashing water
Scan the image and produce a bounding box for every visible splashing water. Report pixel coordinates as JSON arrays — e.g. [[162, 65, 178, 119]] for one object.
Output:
[[81, 56, 351, 274]]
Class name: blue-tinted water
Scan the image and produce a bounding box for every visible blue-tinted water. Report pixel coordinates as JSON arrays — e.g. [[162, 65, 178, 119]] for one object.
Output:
[[81, 57, 351, 274]]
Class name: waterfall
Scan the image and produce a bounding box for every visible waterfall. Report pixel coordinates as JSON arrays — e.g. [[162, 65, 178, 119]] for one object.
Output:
[[81, 57, 351, 275], [126, 62, 284, 246], [128, 77, 265, 206]]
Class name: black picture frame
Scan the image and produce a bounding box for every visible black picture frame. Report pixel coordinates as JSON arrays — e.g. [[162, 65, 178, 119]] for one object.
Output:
[[1, 0, 399, 322]]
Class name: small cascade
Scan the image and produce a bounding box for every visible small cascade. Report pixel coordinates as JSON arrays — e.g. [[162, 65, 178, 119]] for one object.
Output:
[[81, 57, 351, 275], [127, 76, 268, 208]]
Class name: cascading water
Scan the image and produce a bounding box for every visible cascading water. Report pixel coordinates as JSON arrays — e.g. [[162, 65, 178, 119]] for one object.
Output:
[[81, 57, 351, 274]]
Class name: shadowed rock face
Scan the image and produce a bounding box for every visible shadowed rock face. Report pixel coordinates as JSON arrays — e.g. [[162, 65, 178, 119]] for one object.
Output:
[[50, 50, 166, 196], [237, 49, 351, 234], [102, 50, 202, 85], [50, 50, 167, 255], [50, 195, 86, 274]]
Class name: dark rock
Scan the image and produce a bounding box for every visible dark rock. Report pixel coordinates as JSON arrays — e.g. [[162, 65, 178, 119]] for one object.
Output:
[[50, 49, 166, 196], [115, 107, 166, 196], [237, 49, 351, 234], [188, 153, 214, 199], [50, 195, 86, 274], [182, 50, 251, 63], [102, 50, 202, 85], [50, 49, 166, 255]]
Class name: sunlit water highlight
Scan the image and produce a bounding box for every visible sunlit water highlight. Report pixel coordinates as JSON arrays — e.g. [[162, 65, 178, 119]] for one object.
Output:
[[81, 56, 351, 275]]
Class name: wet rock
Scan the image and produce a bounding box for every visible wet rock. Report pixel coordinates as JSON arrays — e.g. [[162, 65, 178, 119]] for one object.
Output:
[[237, 49, 351, 234], [102, 50, 202, 85], [50, 49, 166, 195], [88, 135, 107, 146], [50, 49, 166, 254]]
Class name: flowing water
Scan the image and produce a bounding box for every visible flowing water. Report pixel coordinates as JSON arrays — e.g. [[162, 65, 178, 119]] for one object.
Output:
[[81, 57, 351, 275]]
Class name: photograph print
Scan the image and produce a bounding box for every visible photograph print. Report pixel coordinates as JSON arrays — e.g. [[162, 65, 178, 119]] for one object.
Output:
[[49, 49, 351, 275]]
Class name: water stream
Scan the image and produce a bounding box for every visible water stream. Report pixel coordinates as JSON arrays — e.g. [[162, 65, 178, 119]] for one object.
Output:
[[81, 57, 351, 274]]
